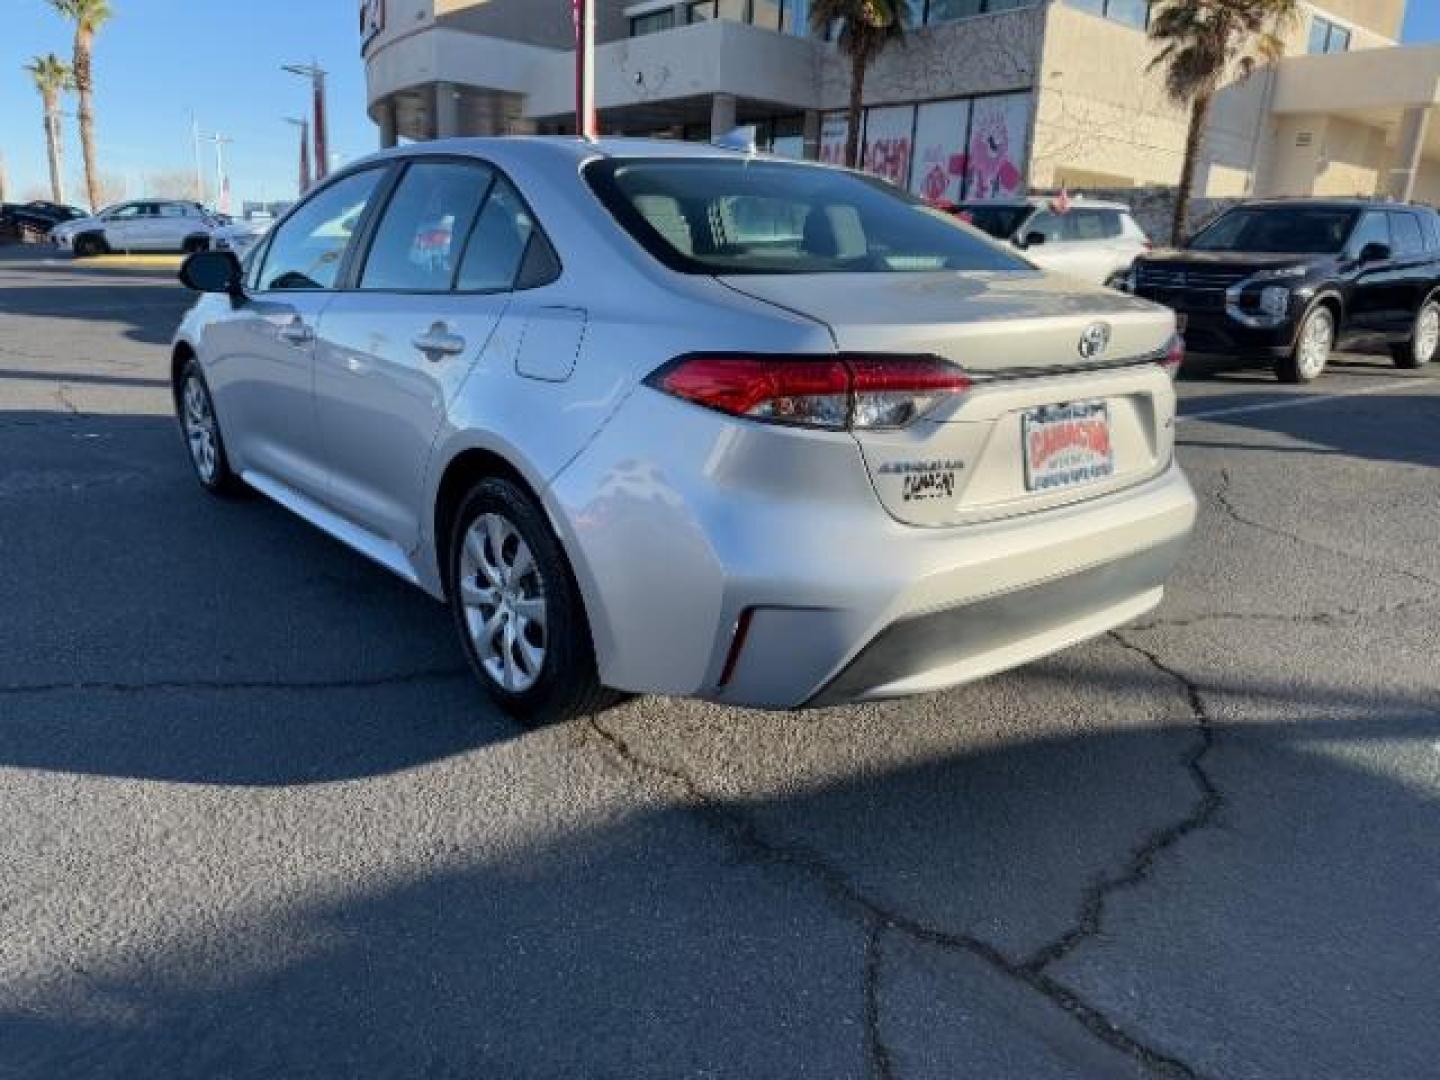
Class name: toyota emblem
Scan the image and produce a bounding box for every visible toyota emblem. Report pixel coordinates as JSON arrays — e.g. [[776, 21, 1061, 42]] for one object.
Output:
[[1078, 322, 1112, 360]]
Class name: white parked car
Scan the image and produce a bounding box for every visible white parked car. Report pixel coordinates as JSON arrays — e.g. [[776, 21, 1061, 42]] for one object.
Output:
[[951, 197, 1151, 286], [52, 200, 224, 257]]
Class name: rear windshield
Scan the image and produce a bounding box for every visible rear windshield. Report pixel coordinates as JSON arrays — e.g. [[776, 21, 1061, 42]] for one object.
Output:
[[1188, 207, 1359, 254], [954, 204, 1032, 240], [585, 158, 1029, 275]]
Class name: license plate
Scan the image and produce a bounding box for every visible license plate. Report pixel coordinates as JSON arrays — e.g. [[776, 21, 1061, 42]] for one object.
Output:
[[1022, 401, 1114, 492]]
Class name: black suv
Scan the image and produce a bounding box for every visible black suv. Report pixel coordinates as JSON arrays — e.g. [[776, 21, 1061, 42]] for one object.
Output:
[[1119, 200, 1440, 382]]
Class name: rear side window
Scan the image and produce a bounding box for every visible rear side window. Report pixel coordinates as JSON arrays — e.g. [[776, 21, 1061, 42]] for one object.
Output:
[[1348, 211, 1390, 256], [360, 161, 494, 291], [1421, 212, 1440, 252], [587, 158, 1029, 275], [1389, 212, 1425, 257], [1067, 209, 1123, 241], [258, 168, 386, 291], [456, 177, 549, 292]]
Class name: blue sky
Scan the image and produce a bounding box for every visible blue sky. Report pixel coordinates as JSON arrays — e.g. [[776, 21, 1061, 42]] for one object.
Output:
[[3, 0, 1440, 210], [1, 0, 370, 209]]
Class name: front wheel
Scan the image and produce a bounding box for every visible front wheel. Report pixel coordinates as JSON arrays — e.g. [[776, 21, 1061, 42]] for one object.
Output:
[[1391, 298, 1440, 369], [1276, 305, 1334, 384], [446, 478, 612, 725], [177, 360, 245, 496], [73, 232, 108, 258]]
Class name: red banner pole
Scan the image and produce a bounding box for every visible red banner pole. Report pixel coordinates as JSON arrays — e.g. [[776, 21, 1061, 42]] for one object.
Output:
[[574, 0, 596, 140]]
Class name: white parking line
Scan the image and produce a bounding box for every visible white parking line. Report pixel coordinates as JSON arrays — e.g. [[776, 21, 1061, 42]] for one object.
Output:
[[1178, 378, 1433, 424]]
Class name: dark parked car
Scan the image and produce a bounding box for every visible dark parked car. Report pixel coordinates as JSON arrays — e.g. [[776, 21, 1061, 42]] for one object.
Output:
[[0, 200, 88, 240], [1117, 199, 1440, 382]]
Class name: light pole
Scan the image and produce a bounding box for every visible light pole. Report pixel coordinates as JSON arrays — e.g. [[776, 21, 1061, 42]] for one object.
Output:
[[201, 131, 233, 213], [284, 116, 311, 195], [283, 63, 329, 183], [190, 111, 205, 202], [573, 0, 596, 140]]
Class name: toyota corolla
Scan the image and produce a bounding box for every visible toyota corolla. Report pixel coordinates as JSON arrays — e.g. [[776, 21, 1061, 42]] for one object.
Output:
[[172, 138, 1196, 722]]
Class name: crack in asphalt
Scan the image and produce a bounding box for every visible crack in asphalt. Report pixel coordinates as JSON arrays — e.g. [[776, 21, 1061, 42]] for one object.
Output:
[[1213, 468, 1440, 591], [1128, 593, 1435, 633], [0, 668, 469, 697], [1021, 631, 1221, 978], [864, 923, 897, 1080], [585, 714, 1201, 1079]]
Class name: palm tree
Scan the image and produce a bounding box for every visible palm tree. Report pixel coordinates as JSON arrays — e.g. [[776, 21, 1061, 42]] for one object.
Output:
[[50, 0, 111, 213], [809, 0, 905, 168], [25, 53, 73, 205], [1149, 0, 1298, 245]]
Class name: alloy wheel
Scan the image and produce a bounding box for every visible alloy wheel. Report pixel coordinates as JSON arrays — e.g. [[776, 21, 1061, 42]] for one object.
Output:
[[181, 374, 219, 483], [1299, 308, 1333, 379], [458, 513, 548, 693], [1416, 303, 1440, 364]]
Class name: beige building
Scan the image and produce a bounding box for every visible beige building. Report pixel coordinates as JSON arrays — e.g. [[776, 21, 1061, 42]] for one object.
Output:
[[361, 0, 1440, 204]]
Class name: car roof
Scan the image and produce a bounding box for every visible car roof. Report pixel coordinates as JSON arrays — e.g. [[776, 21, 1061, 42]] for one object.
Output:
[[1233, 197, 1433, 213], [956, 196, 1133, 212]]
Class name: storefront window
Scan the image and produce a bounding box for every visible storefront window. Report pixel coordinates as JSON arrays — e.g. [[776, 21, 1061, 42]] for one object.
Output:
[[630, 9, 676, 36], [921, 0, 1036, 24], [1308, 15, 1351, 55]]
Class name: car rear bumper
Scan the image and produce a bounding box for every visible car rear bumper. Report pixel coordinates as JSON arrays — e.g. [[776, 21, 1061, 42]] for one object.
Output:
[[551, 388, 1196, 709]]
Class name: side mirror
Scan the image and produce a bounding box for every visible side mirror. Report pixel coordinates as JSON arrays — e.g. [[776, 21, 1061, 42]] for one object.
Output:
[[1020, 231, 1047, 249], [180, 250, 244, 298], [1359, 242, 1392, 265]]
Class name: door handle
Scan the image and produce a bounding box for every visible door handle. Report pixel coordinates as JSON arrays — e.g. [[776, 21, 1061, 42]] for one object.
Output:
[[412, 322, 467, 361], [278, 318, 314, 346]]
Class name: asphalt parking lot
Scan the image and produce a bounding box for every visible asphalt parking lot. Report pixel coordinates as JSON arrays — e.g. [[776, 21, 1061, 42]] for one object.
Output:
[[1, 246, 1437, 1079]]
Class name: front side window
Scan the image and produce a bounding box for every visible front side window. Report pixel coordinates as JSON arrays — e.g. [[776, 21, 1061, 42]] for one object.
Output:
[[587, 158, 1030, 275], [1188, 207, 1358, 255], [360, 161, 493, 291], [108, 204, 143, 220], [1389, 212, 1424, 257], [1347, 211, 1390, 256], [257, 167, 386, 291]]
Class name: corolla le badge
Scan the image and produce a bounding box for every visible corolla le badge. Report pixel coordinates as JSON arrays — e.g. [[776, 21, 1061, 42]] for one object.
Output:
[[1078, 322, 1112, 360]]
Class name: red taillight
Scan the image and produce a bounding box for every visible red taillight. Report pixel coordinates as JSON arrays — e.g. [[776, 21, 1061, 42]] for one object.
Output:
[[1159, 333, 1185, 379], [649, 354, 972, 430]]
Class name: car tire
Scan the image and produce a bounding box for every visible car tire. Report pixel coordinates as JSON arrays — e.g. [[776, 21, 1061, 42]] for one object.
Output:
[[182, 235, 210, 254], [446, 477, 613, 726], [177, 359, 245, 497], [1391, 298, 1440, 369], [1276, 304, 1334, 384], [73, 232, 108, 258]]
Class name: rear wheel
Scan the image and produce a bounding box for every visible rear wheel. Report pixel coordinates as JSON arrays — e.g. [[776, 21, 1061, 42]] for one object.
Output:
[[73, 232, 108, 258], [1276, 304, 1333, 384], [1391, 298, 1440, 369], [446, 478, 612, 725]]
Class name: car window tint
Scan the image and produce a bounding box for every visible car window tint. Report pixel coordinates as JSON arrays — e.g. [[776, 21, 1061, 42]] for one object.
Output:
[[1189, 207, 1357, 254], [360, 161, 493, 291], [1348, 211, 1390, 256], [953, 204, 1031, 240], [258, 168, 385, 291], [159, 204, 189, 218], [456, 177, 541, 292], [110, 205, 142, 220], [1025, 210, 1065, 243], [1389, 212, 1424, 257], [1066, 210, 1121, 241], [589, 158, 1029, 275], [1421, 212, 1440, 252]]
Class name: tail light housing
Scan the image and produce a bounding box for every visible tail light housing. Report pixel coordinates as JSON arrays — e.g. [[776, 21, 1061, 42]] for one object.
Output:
[[1158, 333, 1185, 379], [647, 353, 971, 431]]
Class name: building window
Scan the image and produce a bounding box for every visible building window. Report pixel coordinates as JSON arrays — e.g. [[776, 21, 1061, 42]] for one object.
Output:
[[1308, 14, 1351, 54], [920, 0, 1037, 25], [630, 9, 677, 36], [1067, 0, 1151, 30], [685, 0, 810, 33]]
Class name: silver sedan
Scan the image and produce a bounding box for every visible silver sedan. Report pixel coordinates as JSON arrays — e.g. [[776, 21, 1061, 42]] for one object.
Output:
[[172, 138, 1196, 722]]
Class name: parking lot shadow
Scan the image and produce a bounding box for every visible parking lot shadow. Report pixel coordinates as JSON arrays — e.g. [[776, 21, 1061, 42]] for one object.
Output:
[[0, 699, 1437, 1079], [0, 281, 191, 347], [1180, 378, 1440, 468]]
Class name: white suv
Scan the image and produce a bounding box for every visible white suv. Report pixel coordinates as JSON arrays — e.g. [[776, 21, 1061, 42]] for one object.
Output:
[[952, 198, 1151, 286], [54, 200, 220, 257]]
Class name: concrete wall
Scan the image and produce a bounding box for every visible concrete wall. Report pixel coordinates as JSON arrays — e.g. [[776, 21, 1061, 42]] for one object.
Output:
[[1031, 3, 1272, 196], [817, 5, 1045, 111]]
